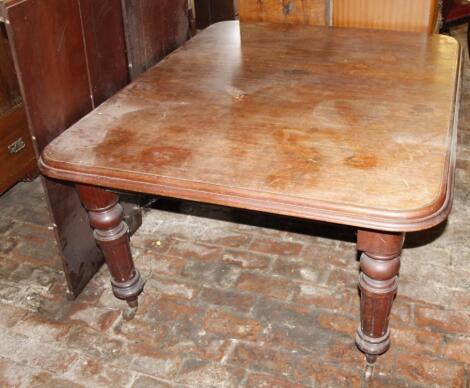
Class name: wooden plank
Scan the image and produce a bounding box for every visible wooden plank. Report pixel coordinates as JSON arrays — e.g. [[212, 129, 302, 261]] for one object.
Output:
[[4, 0, 103, 296], [122, 0, 189, 80], [161, 0, 190, 56], [5, 0, 93, 151], [210, 0, 235, 24], [0, 22, 21, 115], [195, 0, 235, 29], [79, 0, 129, 106], [0, 2, 5, 19], [238, 0, 326, 25], [1, 9, 38, 195], [195, 0, 211, 29], [332, 0, 438, 33]]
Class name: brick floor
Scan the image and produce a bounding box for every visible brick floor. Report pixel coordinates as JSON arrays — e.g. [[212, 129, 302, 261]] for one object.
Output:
[[0, 27, 469, 388]]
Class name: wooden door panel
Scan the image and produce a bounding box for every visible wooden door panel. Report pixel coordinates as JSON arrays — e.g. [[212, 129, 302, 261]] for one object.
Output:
[[238, 0, 326, 25]]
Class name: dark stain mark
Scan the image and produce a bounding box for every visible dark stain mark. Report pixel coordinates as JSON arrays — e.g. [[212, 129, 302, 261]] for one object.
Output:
[[167, 126, 187, 135], [265, 160, 318, 190], [283, 69, 310, 77], [230, 147, 248, 158], [412, 104, 434, 114], [101, 127, 134, 148], [334, 100, 360, 126], [93, 121, 190, 170], [282, 0, 295, 15], [351, 63, 369, 71], [344, 155, 377, 169], [0, 236, 18, 255], [265, 129, 322, 190]]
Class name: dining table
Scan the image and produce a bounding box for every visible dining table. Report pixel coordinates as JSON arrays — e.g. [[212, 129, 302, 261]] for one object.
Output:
[[39, 20, 462, 365]]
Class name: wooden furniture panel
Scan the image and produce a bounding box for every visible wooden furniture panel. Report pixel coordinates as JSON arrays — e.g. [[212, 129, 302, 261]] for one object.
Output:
[[6, 0, 93, 152], [0, 23, 20, 116], [195, 0, 235, 29], [238, 0, 326, 25], [122, 0, 189, 80], [208, 0, 235, 24], [441, 0, 470, 57], [79, 0, 129, 107], [0, 16, 36, 193], [0, 105, 36, 193], [2, 0, 190, 296], [4, 0, 103, 296], [41, 21, 461, 232], [332, 0, 438, 33]]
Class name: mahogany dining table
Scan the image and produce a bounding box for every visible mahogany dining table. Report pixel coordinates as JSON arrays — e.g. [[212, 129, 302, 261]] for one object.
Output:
[[39, 21, 462, 364]]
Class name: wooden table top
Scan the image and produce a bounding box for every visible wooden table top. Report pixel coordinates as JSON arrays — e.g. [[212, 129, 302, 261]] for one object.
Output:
[[40, 21, 462, 232]]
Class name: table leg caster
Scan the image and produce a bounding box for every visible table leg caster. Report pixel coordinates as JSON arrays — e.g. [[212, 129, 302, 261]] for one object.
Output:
[[365, 354, 377, 365], [364, 362, 375, 381], [111, 269, 144, 320], [110, 269, 144, 307]]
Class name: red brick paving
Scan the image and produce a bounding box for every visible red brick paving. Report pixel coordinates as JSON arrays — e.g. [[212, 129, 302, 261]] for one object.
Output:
[[0, 27, 469, 387]]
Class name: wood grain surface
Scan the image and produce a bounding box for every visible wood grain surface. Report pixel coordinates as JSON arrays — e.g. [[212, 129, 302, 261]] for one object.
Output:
[[239, 0, 326, 25], [195, 0, 236, 29], [0, 22, 21, 116], [122, 0, 189, 80], [4, 0, 104, 297], [332, 0, 438, 33], [41, 21, 462, 231], [79, 0, 129, 107]]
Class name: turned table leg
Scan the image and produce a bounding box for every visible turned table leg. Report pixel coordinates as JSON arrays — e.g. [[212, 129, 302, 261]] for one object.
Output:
[[76, 184, 144, 308], [356, 230, 405, 364]]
